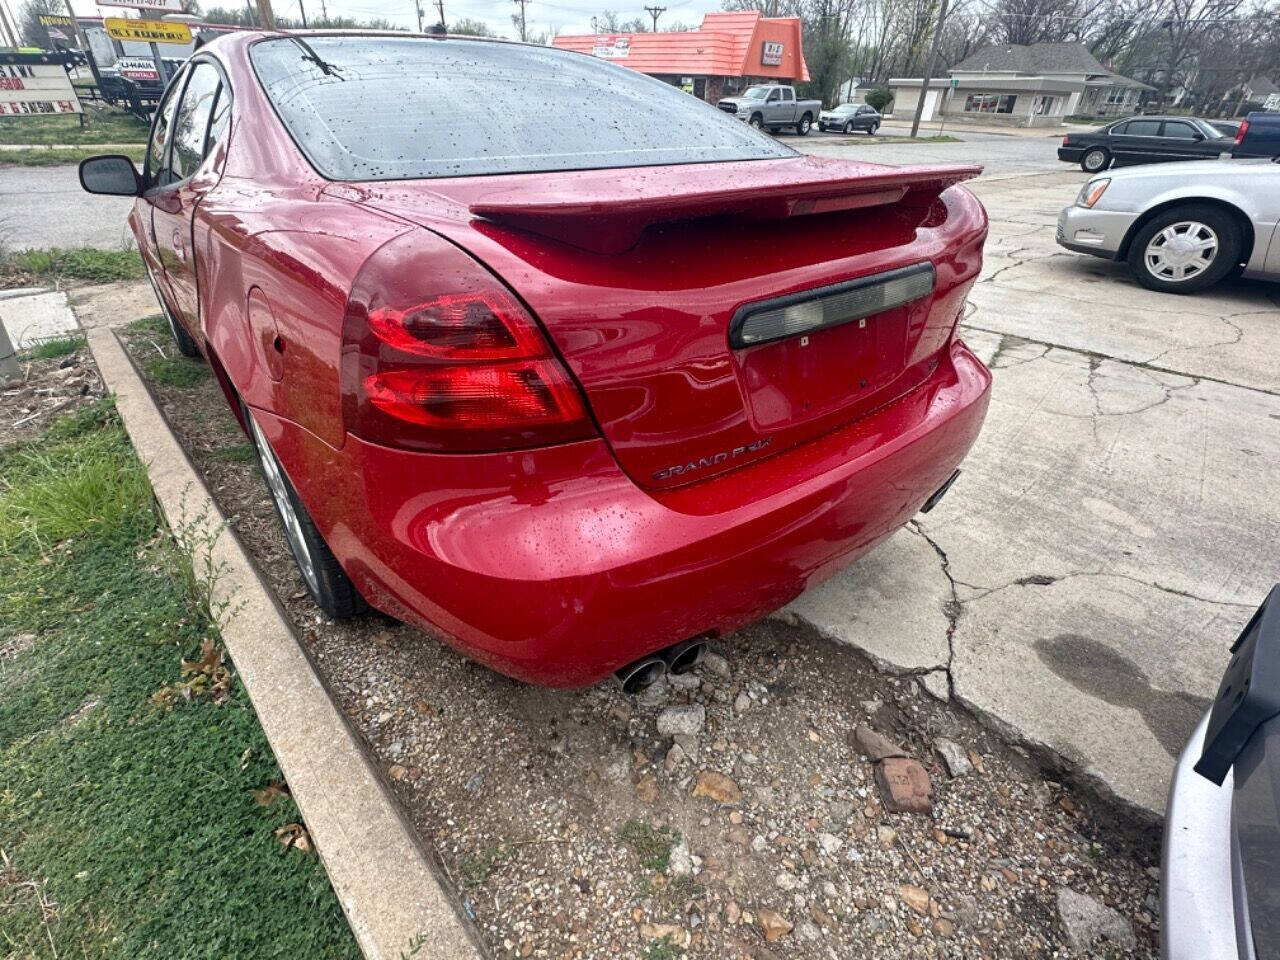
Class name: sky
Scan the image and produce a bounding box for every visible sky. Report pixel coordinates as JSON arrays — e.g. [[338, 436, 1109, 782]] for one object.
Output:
[[64, 0, 723, 40]]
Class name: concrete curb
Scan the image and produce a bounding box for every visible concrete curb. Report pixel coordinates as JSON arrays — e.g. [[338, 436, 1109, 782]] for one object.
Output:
[[87, 326, 485, 960]]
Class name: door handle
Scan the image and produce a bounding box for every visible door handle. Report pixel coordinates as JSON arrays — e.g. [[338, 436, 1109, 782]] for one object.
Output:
[[172, 229, 186, 262]]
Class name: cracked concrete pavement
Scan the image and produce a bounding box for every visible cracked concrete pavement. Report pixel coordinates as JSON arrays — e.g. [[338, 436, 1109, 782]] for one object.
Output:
[[781, 170, 1280, 819]]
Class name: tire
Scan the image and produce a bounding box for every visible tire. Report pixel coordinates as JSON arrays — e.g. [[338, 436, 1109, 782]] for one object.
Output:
[[1125, 204, 1241, 294], [843, 120, 855, 135], [796, 113, 811, 136], [244, 403, 367, 618], [748, 113, 763, 129], [147, 269, 200, 358], [868, 123, 879, 136], [1080, 147, 1111, 173]]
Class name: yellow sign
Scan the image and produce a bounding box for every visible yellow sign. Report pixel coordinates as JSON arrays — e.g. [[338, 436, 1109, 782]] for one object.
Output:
[[103, 17, 192, 44]]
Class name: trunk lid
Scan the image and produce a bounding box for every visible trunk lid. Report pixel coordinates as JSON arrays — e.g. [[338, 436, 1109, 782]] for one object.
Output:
[[329, 155, 986, 490]]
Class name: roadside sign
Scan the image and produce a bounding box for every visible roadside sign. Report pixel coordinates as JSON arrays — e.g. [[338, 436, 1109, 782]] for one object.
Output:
[[949, 78, 959, 89], [104, 17, 192, 44], [0, 52, 82, 116], [1265, 93, 1280, 111], [116, 56, 161, 81], [37, 14, 75, 27], [95, 0, 184, 10], [592, 35, 630, 59], [761, 40, 784, 66]]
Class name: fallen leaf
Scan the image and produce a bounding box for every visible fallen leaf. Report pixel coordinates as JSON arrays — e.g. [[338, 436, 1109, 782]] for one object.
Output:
[[252, 781, 289, 806], [275, 822, 313, 853]]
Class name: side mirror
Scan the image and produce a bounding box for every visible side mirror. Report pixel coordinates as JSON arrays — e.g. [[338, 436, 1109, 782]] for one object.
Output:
[[79, 155, 142, 197], [1191, 132, 1205, 141]]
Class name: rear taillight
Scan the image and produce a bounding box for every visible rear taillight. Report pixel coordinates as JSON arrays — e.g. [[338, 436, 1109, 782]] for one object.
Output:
[[342, 232, 594, 452], [1062, 135, 1071, 146], [1235, 119, 1248, 145]]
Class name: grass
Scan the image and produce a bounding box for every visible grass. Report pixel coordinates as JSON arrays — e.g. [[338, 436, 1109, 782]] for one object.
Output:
[[26, 336, 85, 360], [644, 938, 684, 960], [4, 247, 145, 284], [830, 133, 961, 145], [144, 354, 210, 388], [0, 145, 146, 168], [617, 819, 680, 872], [0, 398, 360, 958], [127, 314, 168, 337], [0, 107, 149, 146], [209, 442, 256, 464]]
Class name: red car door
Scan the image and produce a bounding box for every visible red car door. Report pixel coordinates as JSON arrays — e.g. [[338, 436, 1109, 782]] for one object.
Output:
[[149, 60, 228, 339]]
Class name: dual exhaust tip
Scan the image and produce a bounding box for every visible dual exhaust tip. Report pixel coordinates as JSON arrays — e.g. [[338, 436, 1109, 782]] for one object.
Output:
[[616, 638, 706, 694]]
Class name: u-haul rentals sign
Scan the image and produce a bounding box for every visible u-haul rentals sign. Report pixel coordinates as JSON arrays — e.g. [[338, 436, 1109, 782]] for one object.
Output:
[[0, 55, 81, 116]]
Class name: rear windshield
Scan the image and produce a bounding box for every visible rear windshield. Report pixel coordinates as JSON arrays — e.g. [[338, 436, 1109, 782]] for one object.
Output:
[[249, 36, 795, 181]]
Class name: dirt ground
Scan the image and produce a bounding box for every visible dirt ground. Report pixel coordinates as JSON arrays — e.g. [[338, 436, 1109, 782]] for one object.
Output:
[[117, 320, 1162, 960]]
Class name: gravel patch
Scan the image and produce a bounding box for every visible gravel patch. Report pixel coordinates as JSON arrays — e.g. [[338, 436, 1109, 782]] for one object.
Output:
[[120, 324, 1161, 959]]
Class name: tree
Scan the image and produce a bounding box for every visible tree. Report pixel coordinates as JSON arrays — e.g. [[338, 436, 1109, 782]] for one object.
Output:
[[863, 85, 892, 109], [452, 17, 495, 35], [18, 0, 65, 48]]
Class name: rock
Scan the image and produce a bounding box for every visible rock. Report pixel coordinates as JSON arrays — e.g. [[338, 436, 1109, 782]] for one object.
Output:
[[874, 757, 933, 814], [638, 676, 669, 707], [919, 671, 950, 701], [934, 738, 973, 777], [899, 884, 931, 915], [757, 908, 793, 942], [388, 764, 407, 781], [664, 743, 686, 772], [876, 825, 898, 847], [668, 839, 694, 877], [639, 922, 687, 945], [860, 699, 883, 715], [692, 771, 742, 805], [673, 732, 700, 763], [603, 751, 632, 783], [734, 691, 752, 714], [775, 871, 799, 890], [818, 833, 842, 857], [635, 774, 659, 803], [725, 900, 741, 925], [657, 704, 706, 737], [827, 800, 853, 825], [933, 917, 955, 938], [821, 881, 837, 899], [1056, 887, 1136, 953], [751, 835, 768, 854], [852, 724, 907, 761], [702, 651, 731, 678], [797, 921, 821, 941], [668, 672, 701, 692]]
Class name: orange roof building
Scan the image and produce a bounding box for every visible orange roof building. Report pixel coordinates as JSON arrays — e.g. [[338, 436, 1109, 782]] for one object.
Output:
[[553, 11, 809, 104]]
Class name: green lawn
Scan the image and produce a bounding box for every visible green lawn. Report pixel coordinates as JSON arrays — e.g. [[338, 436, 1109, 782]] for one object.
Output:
[[3, 247, 145, 284], [0, 108, 149, 146], [0, 396, 360, 959], [0, 145, 146, 167]]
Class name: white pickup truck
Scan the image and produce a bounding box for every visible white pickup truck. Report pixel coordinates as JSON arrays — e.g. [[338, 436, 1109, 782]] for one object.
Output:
[[716, 85, 823, 136]]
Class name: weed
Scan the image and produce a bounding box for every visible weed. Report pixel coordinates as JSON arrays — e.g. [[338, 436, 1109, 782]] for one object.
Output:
[[144, 354, 210, 388], [25, 335, 85, 360], [0, 146, 146, 167], [644, 936, 684, 959], [618, 819, 680, 872], [458, 843, 516, 887], [127, 314, 169, 337], [209, 442, 256, 464], [6, 247, 145, 284]]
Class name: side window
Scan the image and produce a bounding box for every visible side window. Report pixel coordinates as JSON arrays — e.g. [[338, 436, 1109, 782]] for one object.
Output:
[[1108, 121, 1128, 135], [1161, 121, 1197, 139], [146, 72, 185, 189], [171, 63, 221, 181], [782, 88, 794, 102], [1124, 119, 1162, 137], [767, 89, 779, 102]]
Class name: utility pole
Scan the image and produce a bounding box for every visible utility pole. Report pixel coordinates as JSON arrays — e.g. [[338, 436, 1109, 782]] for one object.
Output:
[[513, 0, 528, 41], [412, 0, 423, 31], [254, 0, 277, 29], [434, 0, 445, 30], [909, 0, 949, 138], [644, 4, 664, 30], [319, 0, 327, 19], [0, 0, 21, 49], [297, 0, 307, 27]]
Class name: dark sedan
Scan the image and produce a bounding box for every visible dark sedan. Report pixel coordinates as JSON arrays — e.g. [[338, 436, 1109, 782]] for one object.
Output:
[[1058, 116, 1233, 173]]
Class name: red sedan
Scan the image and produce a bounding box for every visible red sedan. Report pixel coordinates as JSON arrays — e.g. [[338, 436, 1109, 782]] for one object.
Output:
[[80, 32, 991, 689]]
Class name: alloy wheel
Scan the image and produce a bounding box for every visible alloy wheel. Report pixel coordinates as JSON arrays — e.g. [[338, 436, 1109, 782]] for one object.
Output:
[[1143, 220, 1219, 282], [1083, 149, 1107, 172], [248, 412, 320, 595]]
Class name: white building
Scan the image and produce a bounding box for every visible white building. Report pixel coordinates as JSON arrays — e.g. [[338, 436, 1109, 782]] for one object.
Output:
[[888, 42, 1151, 128]]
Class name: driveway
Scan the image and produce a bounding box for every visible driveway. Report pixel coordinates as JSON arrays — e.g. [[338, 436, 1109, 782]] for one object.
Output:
[[782, 170, 1280, 817], [798, 126, 1066, 179]]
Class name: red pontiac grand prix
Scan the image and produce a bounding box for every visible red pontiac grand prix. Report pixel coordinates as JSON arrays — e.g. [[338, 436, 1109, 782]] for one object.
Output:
[[80, 32, 992, 689]]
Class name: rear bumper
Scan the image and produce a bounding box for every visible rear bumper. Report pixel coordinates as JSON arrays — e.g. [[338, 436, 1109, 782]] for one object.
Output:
[[259, 338, 990, 686], [1161, 711, 1245, 960], [1058, 147, 1085, 162]]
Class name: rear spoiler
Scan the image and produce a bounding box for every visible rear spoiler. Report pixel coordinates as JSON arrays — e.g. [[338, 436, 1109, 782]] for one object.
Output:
[[469, 155, 982, 255]]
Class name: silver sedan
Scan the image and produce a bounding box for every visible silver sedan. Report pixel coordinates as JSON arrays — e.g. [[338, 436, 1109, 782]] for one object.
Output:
[[1057, 158, 1280, 293]]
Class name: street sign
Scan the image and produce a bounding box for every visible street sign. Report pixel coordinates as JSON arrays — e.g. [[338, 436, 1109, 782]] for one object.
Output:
[[96, 0, 184, 10], [104, 17, 192, 44], [0, 53, 82, 116]]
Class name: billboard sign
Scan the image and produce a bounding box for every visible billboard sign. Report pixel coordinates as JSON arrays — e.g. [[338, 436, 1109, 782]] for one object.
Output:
[[95, 0, 184, 10], [38, 14, 76, 27], [592, 35, 630, 59], [761, 40, 784, 66], [105, 17, 192, 44], [116, 56, 161, 81], [0, 59, 82, 116]]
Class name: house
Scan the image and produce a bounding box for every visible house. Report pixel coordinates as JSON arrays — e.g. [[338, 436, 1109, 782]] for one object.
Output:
[[1237, 75, 1280, 111], [553, 11, 808, 105], [887, 42, 1152, 127]]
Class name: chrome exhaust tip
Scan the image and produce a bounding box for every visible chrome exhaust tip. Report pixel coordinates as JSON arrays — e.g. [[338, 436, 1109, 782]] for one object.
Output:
[[616, 656, 667, 694], [661, 638, 706, 675]]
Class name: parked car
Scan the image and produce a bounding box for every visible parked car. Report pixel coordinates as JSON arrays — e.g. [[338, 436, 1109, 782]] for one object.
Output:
[[79, 33, 992, 689], [1163, 584, 1280, 960], [1057, 116, 1234, 173], [1209, 119, 1241, 139], [1056, 157, 1280, 292], [717, 84, 823, 135], [1232, 111, 1280, 159], [818, 103, 881, 135]]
